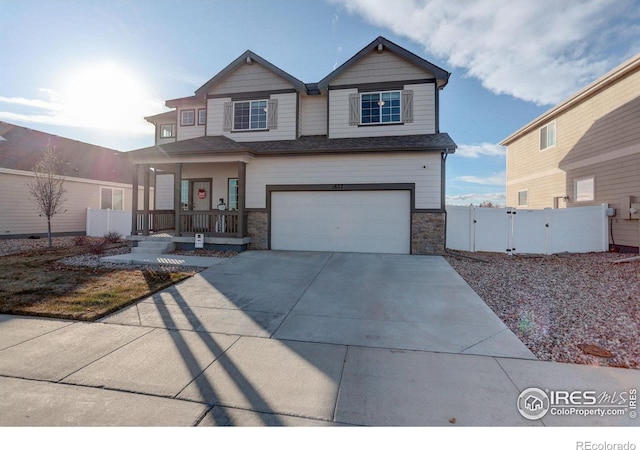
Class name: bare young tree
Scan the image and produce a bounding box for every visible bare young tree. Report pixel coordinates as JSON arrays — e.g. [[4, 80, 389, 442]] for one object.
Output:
[[28, 145, 67, 247]]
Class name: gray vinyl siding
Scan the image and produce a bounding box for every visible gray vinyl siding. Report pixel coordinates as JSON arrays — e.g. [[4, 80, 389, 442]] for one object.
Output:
[[245, 152, 442, 210], [299, 94, 327, 136], [177, 105, 206, 142], [330, 50, 434, 86], [153, 163, 239, 211], [155, 173, 174, 210], [328, 83, 435, 139], [208, 63, 293, 96], [207, 93, 297, 141]]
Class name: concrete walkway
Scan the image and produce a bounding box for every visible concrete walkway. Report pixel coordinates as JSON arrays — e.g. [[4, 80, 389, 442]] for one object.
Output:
[[100, 252, 228, 268], [0, 251, 637, 426]]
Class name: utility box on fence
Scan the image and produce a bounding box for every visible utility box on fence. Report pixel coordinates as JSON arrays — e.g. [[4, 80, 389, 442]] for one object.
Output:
[[195, 233, 204, 249]]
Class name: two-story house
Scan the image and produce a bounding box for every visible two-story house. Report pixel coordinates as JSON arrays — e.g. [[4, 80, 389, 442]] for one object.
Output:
[[501, 53, 640, 251], [128, 36, 456, 255]]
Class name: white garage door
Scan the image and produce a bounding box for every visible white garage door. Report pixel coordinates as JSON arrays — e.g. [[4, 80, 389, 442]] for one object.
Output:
[[271, 190, 411, 254]]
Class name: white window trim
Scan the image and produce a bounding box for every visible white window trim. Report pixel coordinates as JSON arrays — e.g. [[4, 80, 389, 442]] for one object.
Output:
[[539, 120, 556, 151], [574, 176, 595, 202], [233, 99, 268, 131], [180, 109, 195, 127], [100, 187, 125, 210], [360, 90, 402, 125], [517, 189, 528, 207]]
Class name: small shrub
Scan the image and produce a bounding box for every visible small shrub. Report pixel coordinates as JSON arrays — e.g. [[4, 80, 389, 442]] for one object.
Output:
[[103, 231, 122, 243], [73, 236, 88, 246], [89, 240, 108, 255]]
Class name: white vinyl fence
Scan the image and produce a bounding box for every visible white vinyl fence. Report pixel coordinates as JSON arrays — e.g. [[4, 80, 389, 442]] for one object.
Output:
[[86, 208, 131, 237], [446, 204, 609, 254]]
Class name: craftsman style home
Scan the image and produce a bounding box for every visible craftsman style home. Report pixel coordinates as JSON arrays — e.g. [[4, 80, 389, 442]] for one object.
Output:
[[129, 36, 456, 254], [501, 53, 640, 251]]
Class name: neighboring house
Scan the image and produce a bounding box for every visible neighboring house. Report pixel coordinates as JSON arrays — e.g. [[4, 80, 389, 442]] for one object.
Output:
[[0, 121, 134, 238], [131, 36, 457, 254], [501, 54, 640, 251]]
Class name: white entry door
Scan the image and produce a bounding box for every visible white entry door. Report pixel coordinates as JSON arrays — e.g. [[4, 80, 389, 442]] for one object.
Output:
[[271, 190, 411, 254]]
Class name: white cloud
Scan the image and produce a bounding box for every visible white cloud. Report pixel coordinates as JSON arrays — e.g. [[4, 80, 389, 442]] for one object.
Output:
[[455, 171, 505, 186], [446, 192, 506, 206], [0, 61, 162, 136], [331, 0, 639, 105], [455, 143, 505, 159]]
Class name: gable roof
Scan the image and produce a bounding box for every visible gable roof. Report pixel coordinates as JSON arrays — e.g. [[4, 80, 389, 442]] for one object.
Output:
[[0, 121, 132, 184], [144, 110, 177, 124], [318, 36, 450, 90], [194, 50, 307, 98]]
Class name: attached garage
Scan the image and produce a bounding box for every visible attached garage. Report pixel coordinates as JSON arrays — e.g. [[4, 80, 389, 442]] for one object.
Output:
[[270, 190, 411, 254]]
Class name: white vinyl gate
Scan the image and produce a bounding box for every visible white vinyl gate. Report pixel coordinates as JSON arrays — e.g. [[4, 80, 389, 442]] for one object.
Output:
[[446, 204, 609, 254]]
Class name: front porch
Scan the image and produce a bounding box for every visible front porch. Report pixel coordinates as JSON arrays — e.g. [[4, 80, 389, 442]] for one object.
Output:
[[130, 160, 252, 251]]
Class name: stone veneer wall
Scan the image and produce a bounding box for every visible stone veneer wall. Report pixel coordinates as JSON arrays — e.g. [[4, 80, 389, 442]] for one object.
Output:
[[247, 211, 268, 250], [411, 212, 445, 255]]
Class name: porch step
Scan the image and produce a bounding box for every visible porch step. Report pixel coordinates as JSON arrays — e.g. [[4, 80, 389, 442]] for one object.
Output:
[[131, 240, 175, 255]]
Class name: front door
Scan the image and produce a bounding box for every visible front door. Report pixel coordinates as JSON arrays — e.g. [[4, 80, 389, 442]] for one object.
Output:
[[192, 181, 211, 210]]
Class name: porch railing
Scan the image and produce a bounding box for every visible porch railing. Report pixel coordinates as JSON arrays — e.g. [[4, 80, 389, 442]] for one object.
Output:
[[135, 210, 247, 237]]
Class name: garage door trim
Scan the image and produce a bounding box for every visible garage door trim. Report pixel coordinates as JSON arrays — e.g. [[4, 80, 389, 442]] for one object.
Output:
[[266, 183, 415, 251]]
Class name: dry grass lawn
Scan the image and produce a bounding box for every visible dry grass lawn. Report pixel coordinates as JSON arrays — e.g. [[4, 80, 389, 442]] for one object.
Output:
[[0, 244, 194, 321]]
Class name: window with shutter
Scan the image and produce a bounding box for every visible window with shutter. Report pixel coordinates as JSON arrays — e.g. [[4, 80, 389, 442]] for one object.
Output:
[[223, 102, 233, 132], [349, 93, 360, 126], [267, 99, 278, 130], [401, 90, 413, 123]]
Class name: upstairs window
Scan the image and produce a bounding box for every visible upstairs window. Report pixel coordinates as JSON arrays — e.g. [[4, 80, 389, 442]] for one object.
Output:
[[539, 121, 556, 150], [160, 124, 175, 138], [233, 100, 267, 130], [181, 109, 195, 126], [198, 108, 207, 126], [223, 98, 277, 132], [361, 91, 401, 124], [349, 90, 413, 126]]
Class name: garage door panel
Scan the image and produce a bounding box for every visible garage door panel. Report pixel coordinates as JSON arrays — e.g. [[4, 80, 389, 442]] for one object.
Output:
[[271, 191, 410, 254]]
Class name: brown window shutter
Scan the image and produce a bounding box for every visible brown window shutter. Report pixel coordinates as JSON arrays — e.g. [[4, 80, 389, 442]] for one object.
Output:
[[349, 93, 360, 126], [267, 99, 278, 130], [223, 102, 233, 132], [402, 90, 413, 123]]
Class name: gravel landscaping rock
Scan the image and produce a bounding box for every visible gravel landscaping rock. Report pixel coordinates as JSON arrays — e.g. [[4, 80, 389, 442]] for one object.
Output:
[[444, 251, 640, 369]]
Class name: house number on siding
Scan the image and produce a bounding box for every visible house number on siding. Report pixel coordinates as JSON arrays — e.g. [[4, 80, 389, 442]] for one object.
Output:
[[332, 184, 344, 190]]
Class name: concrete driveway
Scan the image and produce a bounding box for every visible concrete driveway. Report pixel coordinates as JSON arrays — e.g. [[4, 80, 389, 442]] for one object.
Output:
[[0, 251, 637, 426]]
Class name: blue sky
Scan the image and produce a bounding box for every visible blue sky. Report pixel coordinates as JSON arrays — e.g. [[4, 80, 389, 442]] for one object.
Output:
[[1, 0, 639, 205]]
